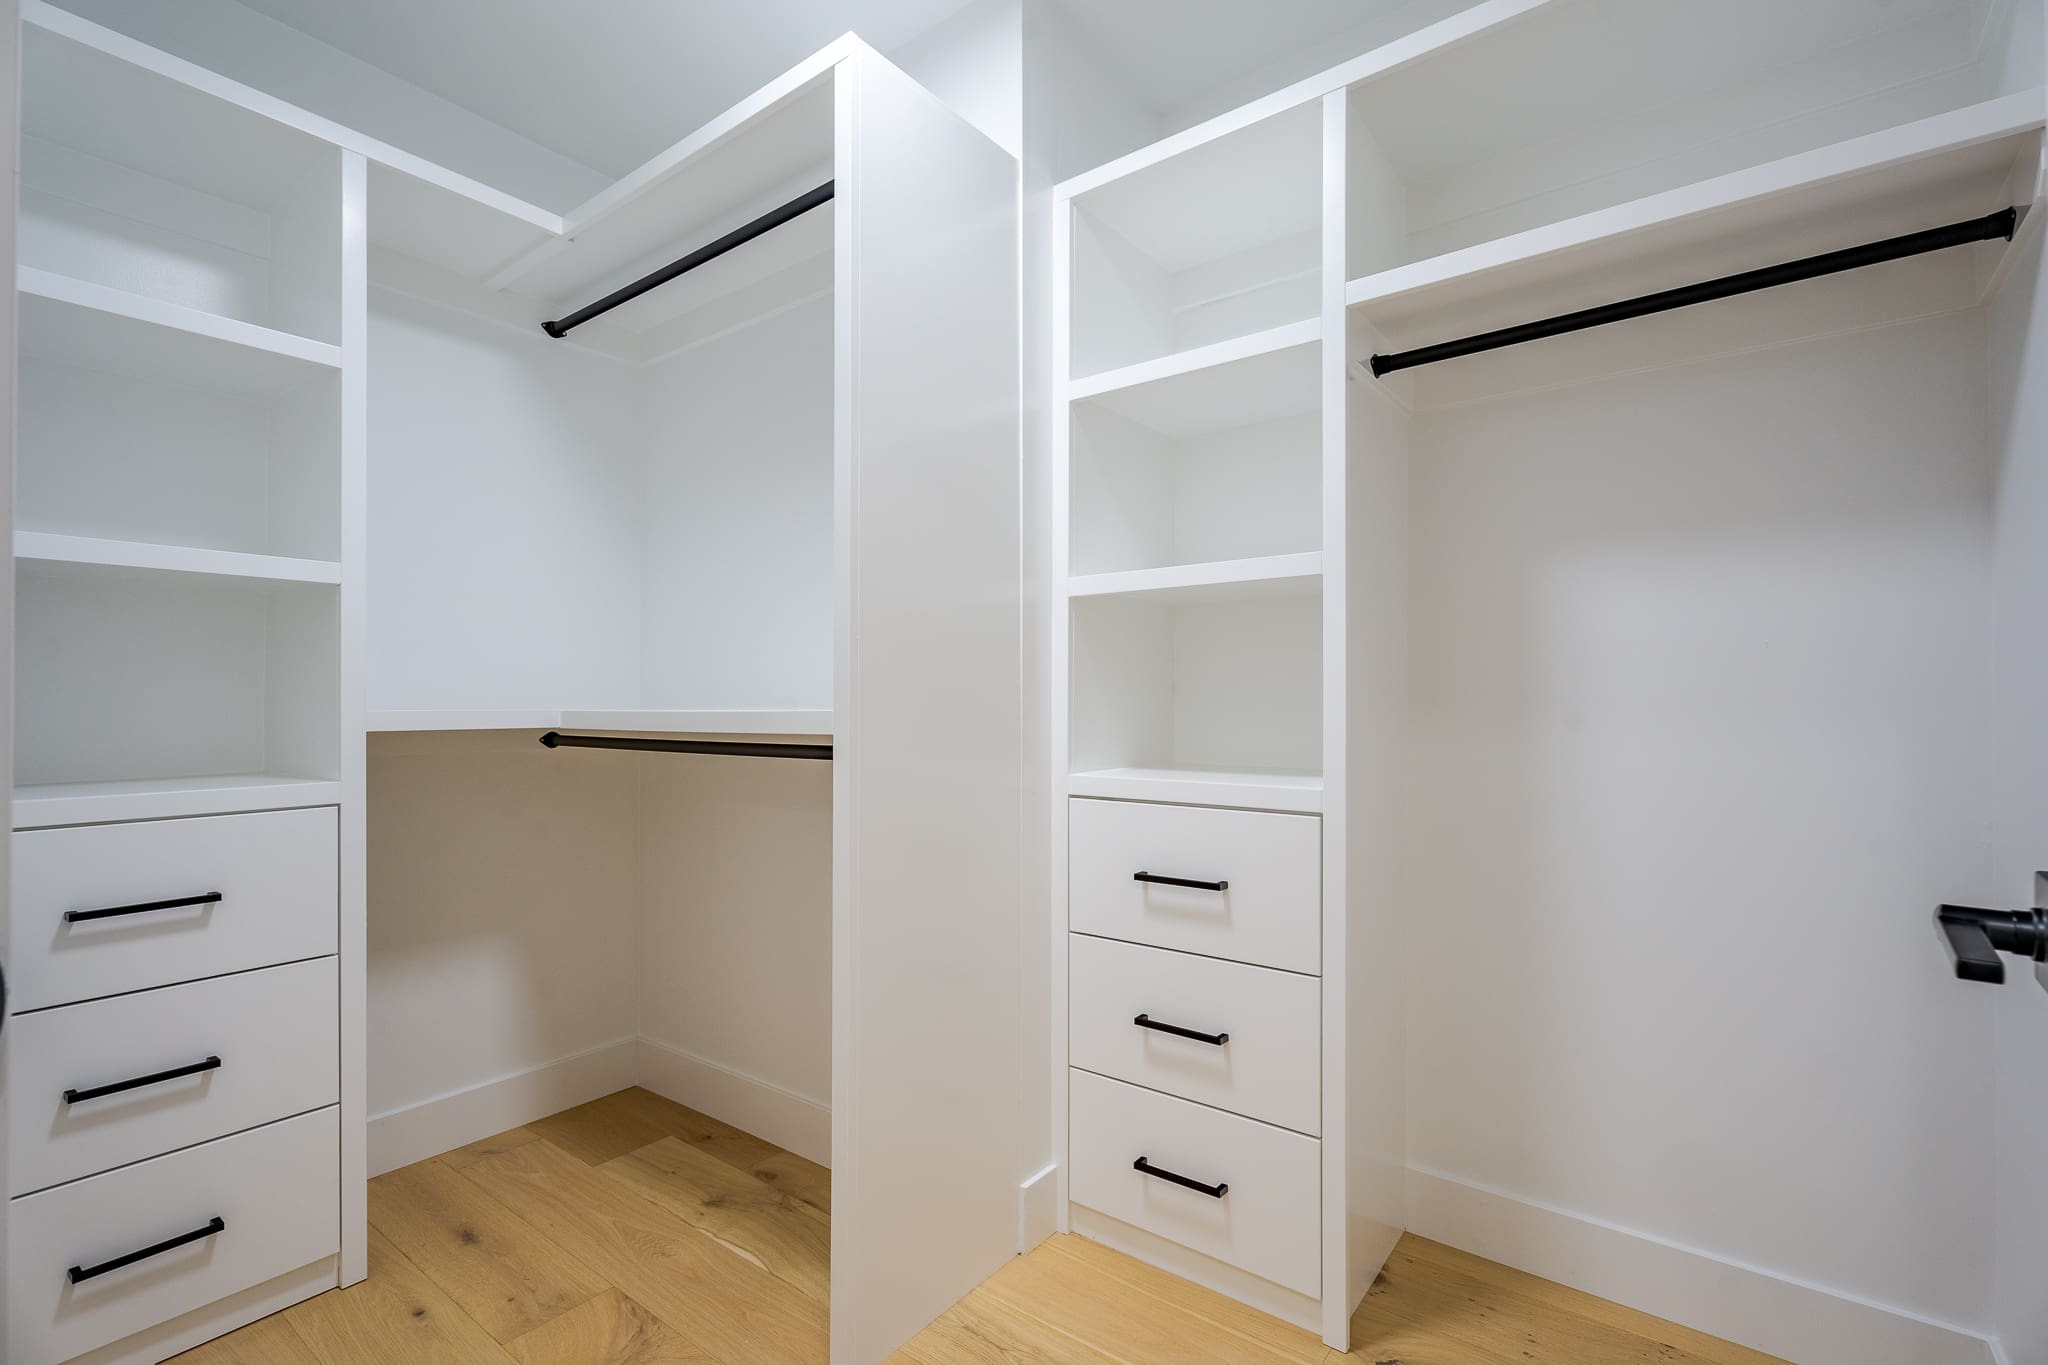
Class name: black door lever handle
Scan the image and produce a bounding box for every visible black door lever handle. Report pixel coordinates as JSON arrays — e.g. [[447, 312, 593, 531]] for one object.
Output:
[[1937, 904, 2048, 984]]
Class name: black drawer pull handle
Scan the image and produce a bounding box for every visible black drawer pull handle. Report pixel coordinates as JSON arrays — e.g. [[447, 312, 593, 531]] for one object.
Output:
[[1133, 872, 1228, 892], [1133, 1014, 1229, 1046], [68, 1217, 225, 1284], [65, 1056, 222, 1104], [65, 892, 223, 924], [1133, 1157, 1227, 1198]]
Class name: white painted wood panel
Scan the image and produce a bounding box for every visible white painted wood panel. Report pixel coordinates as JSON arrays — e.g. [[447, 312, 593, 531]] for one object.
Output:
[[9, 957, 338, 1195], [6, 1107, 338, 1365], [830, 45, 1023, 1365], [1070, 934, 1320, 1135], [1069, 1069, 1321, 1297], [1069, 799, 1321, 973], [11, 807, 337, 1011]]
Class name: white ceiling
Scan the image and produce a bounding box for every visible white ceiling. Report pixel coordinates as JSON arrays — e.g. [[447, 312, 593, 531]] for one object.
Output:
[[225, 0, 984, 175]]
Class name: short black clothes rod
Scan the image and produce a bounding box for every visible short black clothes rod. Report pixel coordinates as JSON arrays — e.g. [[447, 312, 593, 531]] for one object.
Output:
[[538, 731, 832, 761], [1369, 207, 2021, 378], [542, 180, 836, 338]]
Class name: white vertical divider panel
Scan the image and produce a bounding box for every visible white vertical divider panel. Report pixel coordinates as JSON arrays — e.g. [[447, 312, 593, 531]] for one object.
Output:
[[831, 45, 1024, 1365], [0, 0, 18, 1345], [1318, 88, 1350, 1353], [337, 148, 369, 1287], [1048, 184, 1073, 1234]]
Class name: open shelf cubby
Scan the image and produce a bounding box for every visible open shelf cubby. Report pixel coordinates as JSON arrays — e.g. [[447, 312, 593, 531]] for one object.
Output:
[[1068, 576, 1322, 810], [1070, 101, 1321, 380], [20, 19, 345, 346], [17, 276, 342, 563], [15, 560, 340, 806], [1344, 0, 2017, 282], [1070, 329, 1319, 576]]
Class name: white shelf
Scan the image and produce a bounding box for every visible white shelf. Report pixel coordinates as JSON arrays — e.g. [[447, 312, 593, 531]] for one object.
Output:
[[558, 709, 833, 738], [18, 267, 341, 393], [14, 774, 343, 829], [1068, 554, 1322, 606], [366, 709, 834, 738], [367, 710, 565, 733], [17, 532, 342, 585], [1068, 319, 1319, 412], [1346, 95, 2045, 393], [1068, 767, 1323, 814]]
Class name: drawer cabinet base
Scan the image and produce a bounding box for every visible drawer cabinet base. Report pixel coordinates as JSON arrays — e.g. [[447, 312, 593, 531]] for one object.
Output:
[[1068, 1206, 1323, 1334]]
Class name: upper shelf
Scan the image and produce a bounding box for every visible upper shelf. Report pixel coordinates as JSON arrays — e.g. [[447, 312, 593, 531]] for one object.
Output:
[[1351, 94, 2045, 407], [366, 709, 834, 738], [1068, 554, 1322, 607], [16, 532, 342, 586], [18, 267, 342, 393]]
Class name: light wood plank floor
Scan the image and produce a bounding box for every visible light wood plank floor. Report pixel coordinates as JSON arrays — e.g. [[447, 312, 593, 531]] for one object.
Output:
[[175, 1088, 1786, 1365]]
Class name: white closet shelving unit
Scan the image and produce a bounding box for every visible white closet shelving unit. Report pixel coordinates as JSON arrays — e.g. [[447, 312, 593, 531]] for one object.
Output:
[[7, 6, 1021, 1365], [1055, 0, 2046, 1353]]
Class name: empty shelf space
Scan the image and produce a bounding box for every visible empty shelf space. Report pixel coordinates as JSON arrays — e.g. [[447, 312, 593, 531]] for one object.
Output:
[[1340, 0, 2011, 277], [1067, 766, 1323, 814], [1069, 101, 1322, 379], [13, 773, 343, 829], [17, 532, 342, 585], [1347, 96, 2044, 326], [19, 268, 341, 392], [1068, 554, 1322, 606]]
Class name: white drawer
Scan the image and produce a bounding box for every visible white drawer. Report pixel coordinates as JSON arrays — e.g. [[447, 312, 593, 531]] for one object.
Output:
[[12, 806, 337, 1010], [1069, 799, 1319, 974], [7, 1107, 339, 1365], [9, 958, 339, 1196], [1071, 934, 1319, 1135], [1069, 1069, 1319, 1296]]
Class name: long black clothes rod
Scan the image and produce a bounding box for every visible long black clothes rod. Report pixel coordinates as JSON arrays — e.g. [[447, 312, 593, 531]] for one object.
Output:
[[541, 180, 836, 338], [538, 731, 832, 761], [1369, 207, 2021, 377]]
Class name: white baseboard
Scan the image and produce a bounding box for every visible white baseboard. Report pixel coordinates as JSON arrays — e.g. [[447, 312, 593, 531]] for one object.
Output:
[[1018, 1162, 1059, 1252], [636, 1036, 831, 1166], [367, 1036, 639, 1175], [1406, 1166, 1998, 1365]]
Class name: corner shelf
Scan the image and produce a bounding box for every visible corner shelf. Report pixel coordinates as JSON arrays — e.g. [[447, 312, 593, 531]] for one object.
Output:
[[1067, 766, 1323, 815], [1068, 553, 1322, 606], [18, 267, 341, 393], [17, 532, 342, 585], [13, 774, 343, 829], [366, 708, 834, 738]]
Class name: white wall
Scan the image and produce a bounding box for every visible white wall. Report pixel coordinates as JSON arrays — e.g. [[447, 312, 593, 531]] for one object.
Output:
[[640, 295, 834, 710], [1403, 312, 2001, 1342], [365, 732, 641, 1122], [891, 0, 1022, 159], [367, 287, 643, 711], [1987, 204, 2048, 1365], [637, 757, 833, 1148]]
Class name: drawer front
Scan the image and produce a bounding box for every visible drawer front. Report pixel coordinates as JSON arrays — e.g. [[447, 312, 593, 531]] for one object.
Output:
[[1069, 799, 1320, 973], [1070, 934, 1319, 1135], [12, 806, 337, 1010], [9, 958, 339, 1196], [1069, 1069, 1319, 1296], [7, 1107, 339, 1365]]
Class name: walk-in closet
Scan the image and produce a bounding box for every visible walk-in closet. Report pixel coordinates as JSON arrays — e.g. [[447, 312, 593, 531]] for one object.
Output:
[[4, 2, 2047, 1364]]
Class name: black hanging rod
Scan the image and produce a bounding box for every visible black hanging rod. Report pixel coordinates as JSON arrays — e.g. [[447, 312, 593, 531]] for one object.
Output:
[[1369, 206, 2021, 378], [542, 180, 836, 338], [538, 731, 832, 761]]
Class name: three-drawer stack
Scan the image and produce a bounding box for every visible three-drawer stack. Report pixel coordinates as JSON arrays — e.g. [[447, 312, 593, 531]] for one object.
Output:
[[1067, 797, 1321, 1299], [7, 807, 343, 1365]]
